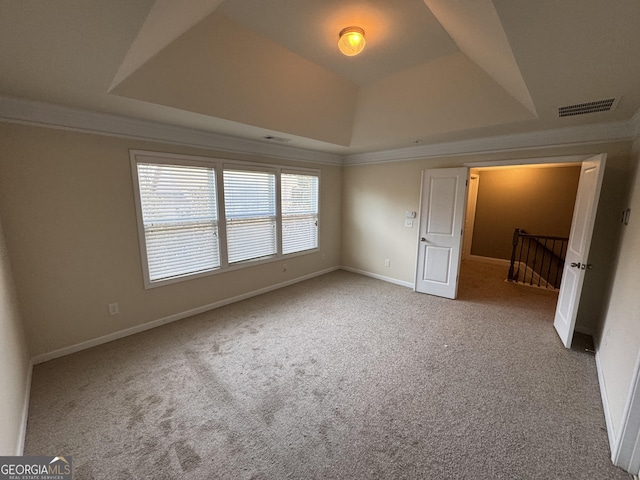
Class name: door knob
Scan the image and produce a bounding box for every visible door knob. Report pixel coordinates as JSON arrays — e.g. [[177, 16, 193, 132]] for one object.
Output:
[[570, 262, 593, 270], [421, 237, 427, 242]]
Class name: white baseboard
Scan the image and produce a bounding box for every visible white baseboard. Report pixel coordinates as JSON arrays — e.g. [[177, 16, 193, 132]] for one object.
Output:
[[17, 359, 33, 455], [596, 350, 619, 459], [32, 267, 340, 365], [340, 266, 414, 289], [613, 351, 640, 474]]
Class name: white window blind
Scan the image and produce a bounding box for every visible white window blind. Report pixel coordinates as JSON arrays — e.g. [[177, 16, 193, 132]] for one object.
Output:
[[223, 169, 277, 263], [281, 173, 319, 254], [137, 163, 220, 282]]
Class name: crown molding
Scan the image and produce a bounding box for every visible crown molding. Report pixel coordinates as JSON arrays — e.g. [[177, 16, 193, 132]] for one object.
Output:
[[343, 121, 635, 166], [1, 94, 637, 167], [0, 95, 343, 166]]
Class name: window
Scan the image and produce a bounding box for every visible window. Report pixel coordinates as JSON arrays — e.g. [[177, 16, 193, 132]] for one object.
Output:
[[135, 162, 220, 283], [281, 173, 319, 254], [224, 169, 277, 263], [131, 151, 320, 287]]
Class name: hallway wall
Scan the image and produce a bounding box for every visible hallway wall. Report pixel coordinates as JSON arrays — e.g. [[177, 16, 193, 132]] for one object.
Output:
[[470, 165, 581, 260]]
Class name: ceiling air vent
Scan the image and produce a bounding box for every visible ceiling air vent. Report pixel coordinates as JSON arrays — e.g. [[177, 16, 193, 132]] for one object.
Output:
[[558, 98, 617, 118], [261, 135, 291, 143]]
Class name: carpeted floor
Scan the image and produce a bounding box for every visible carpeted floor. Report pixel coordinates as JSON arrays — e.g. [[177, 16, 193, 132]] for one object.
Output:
[[24, 259, 631, 479]]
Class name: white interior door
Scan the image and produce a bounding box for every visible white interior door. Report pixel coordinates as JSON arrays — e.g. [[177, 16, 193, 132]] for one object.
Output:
[[462, 173, 479, 259], [554, 154, 606, 348], [415, 167, 468, 299]]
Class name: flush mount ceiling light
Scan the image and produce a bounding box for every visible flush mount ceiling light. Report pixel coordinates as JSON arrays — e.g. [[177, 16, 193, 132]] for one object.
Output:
[[338, 26, 366, 56]]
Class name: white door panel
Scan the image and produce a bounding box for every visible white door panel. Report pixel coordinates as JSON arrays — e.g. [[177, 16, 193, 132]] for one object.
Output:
[[553, 154, 606, 348], [415, 167, 468, 299]]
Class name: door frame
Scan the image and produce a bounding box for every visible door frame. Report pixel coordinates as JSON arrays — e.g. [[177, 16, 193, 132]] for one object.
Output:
[[462, 173, 479, 259], [414, 167, 469, 299]]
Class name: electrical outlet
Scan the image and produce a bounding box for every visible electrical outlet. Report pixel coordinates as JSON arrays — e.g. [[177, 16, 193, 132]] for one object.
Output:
[[405, 219, 414, 228], [108, 302, 120, 316], [384, 259, 390, 267], [322, 253, 326, 261]]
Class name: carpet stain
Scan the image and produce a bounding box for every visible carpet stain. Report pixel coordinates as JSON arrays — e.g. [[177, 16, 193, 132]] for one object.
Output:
[[184, 350, 237, 407], [318, 420, 334, 457], [135, 439, 160, 457], [161, 407, 175, 419], [173, 440, 202, 472], [127, 403, 144, 429], [151, 450, 173, 480], [159, 419, 172, 436], [260, 387, 287, 427], [312, 387, 327, 401]]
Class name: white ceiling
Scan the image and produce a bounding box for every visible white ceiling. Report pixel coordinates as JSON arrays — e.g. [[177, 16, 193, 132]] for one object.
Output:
[[1, 0, 640, 155]]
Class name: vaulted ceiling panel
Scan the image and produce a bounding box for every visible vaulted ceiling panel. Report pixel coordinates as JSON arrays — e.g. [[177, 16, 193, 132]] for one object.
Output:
[[493, 0, 640, 125], [351, 52, 536, 150], [111, 13, 359, 146], [424, 0, 537, 116]]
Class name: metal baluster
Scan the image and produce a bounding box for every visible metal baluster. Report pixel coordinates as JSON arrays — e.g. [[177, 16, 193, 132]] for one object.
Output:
[[517, 233, 524, 283], [530, 238, 539, 286], [546, 239, 555, 289], [538, 238, 547, 287]]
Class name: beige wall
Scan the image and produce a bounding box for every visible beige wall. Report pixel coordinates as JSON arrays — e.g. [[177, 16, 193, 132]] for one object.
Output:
[[471, 165, 581, 260], [0, 123, 342, 358], [0, 218, 30, 455], [597, 136, 640, 439], [342, 143, 632, 334]]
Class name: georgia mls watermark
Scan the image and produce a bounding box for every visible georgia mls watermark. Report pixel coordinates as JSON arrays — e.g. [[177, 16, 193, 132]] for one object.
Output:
[[0, 456, 72, 480]]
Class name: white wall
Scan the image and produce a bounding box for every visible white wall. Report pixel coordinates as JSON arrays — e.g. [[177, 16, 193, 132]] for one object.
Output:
[[0, 217, 30, 455], [597, 135, 640, 442]]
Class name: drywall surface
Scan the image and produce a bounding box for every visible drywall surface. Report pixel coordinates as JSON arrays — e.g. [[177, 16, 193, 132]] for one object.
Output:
[[597, 137, 640, 439], [0, 123, 342, 357], [0, 218, 30, 455], [471, 165, 580, 260]]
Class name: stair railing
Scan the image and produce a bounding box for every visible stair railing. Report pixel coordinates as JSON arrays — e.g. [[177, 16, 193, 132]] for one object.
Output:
[[507, 228, 569, 289]]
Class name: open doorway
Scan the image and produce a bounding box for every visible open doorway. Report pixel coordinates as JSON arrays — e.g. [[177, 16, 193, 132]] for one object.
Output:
[[415, 154, 606, 348], [462, 162, 582, 290], [458, 155, 606, 347]]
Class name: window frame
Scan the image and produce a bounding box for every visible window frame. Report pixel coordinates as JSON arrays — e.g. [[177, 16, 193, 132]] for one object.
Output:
[[130, 150, 320, 289], [281, 169, 320, 255]]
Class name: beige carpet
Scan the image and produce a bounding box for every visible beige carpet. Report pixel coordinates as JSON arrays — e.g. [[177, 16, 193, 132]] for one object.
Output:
[[24, 259, 631, 479]]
